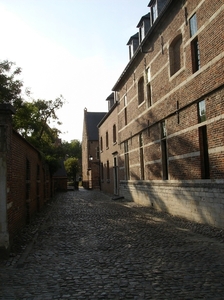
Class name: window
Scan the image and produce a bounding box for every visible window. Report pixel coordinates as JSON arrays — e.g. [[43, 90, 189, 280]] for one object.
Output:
[[161, 121, 168, 180], [96, 147, 100, 159], [124, 94, 127, 107], [161, 121, 167, 138], [100, 136, 103, 151], [124, 141, 130, 180], [113, 124, 117, 144], [191, 37, 200, 72], [176, 101, 180, 124], [138, 77, 145, 105], [151, 0, 158, 24], [189, 14, 200, 73], [199, 126, 210, 179], [139, 133, 145, 180], [198, 100, 206, 123], [146, 68, 151, 83], [189, 14, 197, 37], [106, 160, 110, 181], [161, 140, 168, 180], [106, 131, 109, 149], [124, 107, 127, 126], [146, 68, 152, 106], [169, 35, 183, 76]]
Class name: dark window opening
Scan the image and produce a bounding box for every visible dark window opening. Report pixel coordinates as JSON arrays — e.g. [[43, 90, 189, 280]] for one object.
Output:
[[100, 136, 103, 151], [124, 141, 130, 180], [161, 140, 168, 180], [147, 83, 152, 107], [124, 107, 127, 126], [113, 124, 117, 143], [191, 37, 200, 73], [170, 35, 182, 76], [106, 160, 110, 180], [138, 77, 145, 105], [139, 133, 144, 180], [106, 131, 109, 149], [199, 126, 210, 179]]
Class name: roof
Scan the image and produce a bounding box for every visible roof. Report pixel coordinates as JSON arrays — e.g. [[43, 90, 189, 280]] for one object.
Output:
[[85, 111, 106, 140], [127, 32, 139, 45], [137, 13, 150, 28], [113, 0, 173, 91], [106, 92, 114, 101], [53, 160, 67, 178]]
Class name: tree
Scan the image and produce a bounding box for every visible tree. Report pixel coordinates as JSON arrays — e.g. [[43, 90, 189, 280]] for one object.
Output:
[[0, 60, 23, 108], [13, 97, 65, 153], [0, 59, 66, 174], [64, 157, 80, 182], [60, 140, 82, 159]]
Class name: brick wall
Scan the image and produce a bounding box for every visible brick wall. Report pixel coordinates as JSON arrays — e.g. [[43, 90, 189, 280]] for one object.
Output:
[[99, 104, 119, 195], [0, 104, 52, 256], [111, 0, 224, 228], [7, 130, 51, 238]]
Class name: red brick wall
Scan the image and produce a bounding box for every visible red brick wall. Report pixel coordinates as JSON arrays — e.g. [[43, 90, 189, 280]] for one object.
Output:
[[110, 0, 224, 227], [116, 0, 224, 182], [99, 106, 119, 195], [7, 130, 51, 238]]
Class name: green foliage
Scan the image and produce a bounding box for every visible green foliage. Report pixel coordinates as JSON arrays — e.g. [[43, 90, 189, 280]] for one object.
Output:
[[64, 157, 80, 181], [0, 59, 67, 175], [0, 60, 23, 108], [61, 140, 82, 159], [45, 155, 61, 175], [13, 97, 65, 154]]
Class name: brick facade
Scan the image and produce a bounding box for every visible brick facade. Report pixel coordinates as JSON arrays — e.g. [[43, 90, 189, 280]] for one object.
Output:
[[0, 105, 52, 256], [98, 0, 224, 228], [82, 109, 106, 189], [98, 102, 119, 195]]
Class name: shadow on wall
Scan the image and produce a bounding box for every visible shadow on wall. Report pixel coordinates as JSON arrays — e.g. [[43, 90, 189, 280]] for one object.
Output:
[[118, 114, 224, 229]]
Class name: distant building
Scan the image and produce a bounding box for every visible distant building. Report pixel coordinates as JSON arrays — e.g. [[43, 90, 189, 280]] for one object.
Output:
[[82, 108, 106, 189], [98, 93, 119, 195], [52, 160, 67, 192]]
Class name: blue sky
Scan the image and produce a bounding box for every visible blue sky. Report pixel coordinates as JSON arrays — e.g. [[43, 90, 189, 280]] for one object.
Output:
[[0, 0, 150, 142]]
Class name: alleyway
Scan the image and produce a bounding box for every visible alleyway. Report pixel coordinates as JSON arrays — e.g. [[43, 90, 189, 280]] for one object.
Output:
[[0, 188, 224, 299]]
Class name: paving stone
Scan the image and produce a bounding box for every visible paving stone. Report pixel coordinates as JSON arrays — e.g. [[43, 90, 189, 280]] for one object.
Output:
[[0, 188, 224, 299]]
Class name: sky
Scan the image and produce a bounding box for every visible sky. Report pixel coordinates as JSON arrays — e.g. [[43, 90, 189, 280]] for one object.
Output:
[[0, 0, 150, 142]]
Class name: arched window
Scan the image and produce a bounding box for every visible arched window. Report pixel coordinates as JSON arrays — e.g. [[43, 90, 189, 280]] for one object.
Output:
[[138, 76, 145, 105], [169, 34, 183, 76]]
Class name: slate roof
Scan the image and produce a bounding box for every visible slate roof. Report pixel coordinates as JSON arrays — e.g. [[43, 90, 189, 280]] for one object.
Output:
[[53, 160, 67, 178], [85, 112, 106, 140]]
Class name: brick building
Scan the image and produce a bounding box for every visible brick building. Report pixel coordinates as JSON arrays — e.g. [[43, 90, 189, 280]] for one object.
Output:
[[98, 93, 119, 195], [82, 108, 106, 189], [98, 0, 224, 228], [0, 104, 52, 256]]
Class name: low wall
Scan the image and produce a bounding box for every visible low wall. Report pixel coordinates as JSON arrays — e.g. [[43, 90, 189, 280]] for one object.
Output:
[[120, 180, 224, 229]]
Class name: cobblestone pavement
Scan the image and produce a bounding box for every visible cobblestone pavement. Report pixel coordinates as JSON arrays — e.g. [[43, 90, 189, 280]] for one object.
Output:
[[1, 188, 224, 299]]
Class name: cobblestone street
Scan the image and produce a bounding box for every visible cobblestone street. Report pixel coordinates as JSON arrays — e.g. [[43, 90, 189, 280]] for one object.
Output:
[[0, 188, 224, 299]]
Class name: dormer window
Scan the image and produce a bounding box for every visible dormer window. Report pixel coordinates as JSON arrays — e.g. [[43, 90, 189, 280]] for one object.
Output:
[[148, 0, 169, 26], [127, 33, 139, 60], [151, 1, 158, 24], [106, 93, 115, 111], [137, 13, 151, 43]]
